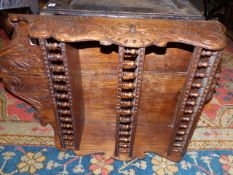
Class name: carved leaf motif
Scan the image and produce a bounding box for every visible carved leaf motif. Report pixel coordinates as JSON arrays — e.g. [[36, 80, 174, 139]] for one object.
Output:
[[0, 21, 51, 111], [9, 60, 31, 71], [0, 21, 42, 73]]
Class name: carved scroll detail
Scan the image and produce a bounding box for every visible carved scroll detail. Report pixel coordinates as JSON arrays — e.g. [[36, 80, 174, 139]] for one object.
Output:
[[115, 47, 145, 157], [169, 48, 222, 155]]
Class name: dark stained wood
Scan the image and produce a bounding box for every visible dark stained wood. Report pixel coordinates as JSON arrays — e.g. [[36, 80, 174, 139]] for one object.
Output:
[[0, 13, 226, 161], [41, 0, 203, 20], [0, 0, 39, 14]]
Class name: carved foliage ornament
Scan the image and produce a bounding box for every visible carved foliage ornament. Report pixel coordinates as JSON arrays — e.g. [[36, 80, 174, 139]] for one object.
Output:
[[9, 15, 226, 50], [0, 21, 51, 111], [0, 22, 42, 74]]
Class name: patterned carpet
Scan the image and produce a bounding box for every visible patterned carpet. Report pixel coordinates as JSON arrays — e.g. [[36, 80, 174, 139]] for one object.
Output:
[[0, 146, 233, 175], [0, 29, 233, 174]]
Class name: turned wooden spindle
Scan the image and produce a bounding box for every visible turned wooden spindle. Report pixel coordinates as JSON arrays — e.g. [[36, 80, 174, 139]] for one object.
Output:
[[60, 117, 72, 122], [121, 92, 135, 99], [50, 65, 64, 72], [189, 92, 199, 97], [180, 124, 188, 129], [47, 42, 61, 50], [184, 107, 193, 114], [53, 84, 68, 91], [177, 130, 186, 135], [48, 53, 63, 61], [182, 117, 191, 122], [195, 72, 206, 78], [57, 101, 70, 107], [122, 72, 136, 80], [121, 101, 134, 107], [55, 93, 69, 99], [184, 109, 193, 114], [119, 137, 130, 142], [172, 148, 182, 152], [173, 142, 183, 147], [58, 109, 71, 115], [62, 130, 74, 134], [186, 99, 196, 106], [61, 123, 73, 128], [52, 75, 66, 82], [63, 135, 74, 140], [119, 117, 132, 123], [192, 82, 202, 88], [64, 141, 74, 146], [120, 109, 133, 115], [123, 60, 138, 69], [119, 148, 129, 153], [119, 131, 130, 136], [119, 143, 130, 148], [202, 50, 212, 56], [198, 62, 209, 68], [176, 137, 183, 141], [125, 49, 138, 55], [122, 82, 135, 90], [119, 124, 132, 130]]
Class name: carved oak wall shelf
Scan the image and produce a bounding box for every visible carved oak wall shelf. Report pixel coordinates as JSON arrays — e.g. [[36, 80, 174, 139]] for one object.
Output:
[[0, 10, 226, 161]]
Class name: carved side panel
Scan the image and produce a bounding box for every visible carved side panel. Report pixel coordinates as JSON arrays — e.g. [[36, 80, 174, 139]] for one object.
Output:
[[0, 21, 53, 121], [115, 47, 145, 157], [168, 48, 222, 155], [39, 39, 81, 150]]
